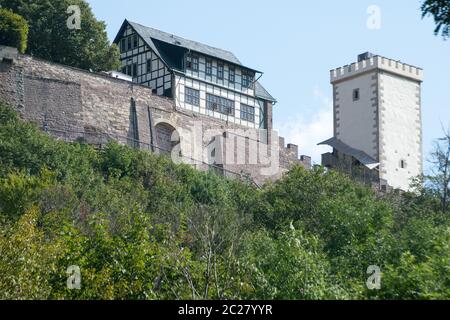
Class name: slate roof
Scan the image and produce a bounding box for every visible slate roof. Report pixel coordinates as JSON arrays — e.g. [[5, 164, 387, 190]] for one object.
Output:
[[114, 20, 276, 102], [128, 21, 243, 67], [318, 137, 380, 170], [255, 82, 276, 102]]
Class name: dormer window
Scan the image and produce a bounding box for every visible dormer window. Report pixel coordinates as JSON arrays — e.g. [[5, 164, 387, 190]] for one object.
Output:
[[229, 68, 235, 83], [186, 53, 199, 71], [217, 64, 224, 79], [206, 59, 212, 76], [242, 71, 254, 89]]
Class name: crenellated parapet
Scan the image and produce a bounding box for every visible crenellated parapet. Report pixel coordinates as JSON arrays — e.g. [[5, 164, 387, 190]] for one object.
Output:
[[278, 136, 311, 170], [330, 55, 423, 83]]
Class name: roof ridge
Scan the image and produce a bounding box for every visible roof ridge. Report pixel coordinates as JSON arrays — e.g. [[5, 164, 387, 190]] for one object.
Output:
[[127, 20, 239, 59]]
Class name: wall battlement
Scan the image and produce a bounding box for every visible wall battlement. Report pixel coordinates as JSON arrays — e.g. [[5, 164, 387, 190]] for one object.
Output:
[[330, 55, 423, 83]]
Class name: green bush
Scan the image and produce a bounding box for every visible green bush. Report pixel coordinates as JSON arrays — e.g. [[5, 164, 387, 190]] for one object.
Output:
[[0, 8, 29, 53], [0, 101, 449, 300]]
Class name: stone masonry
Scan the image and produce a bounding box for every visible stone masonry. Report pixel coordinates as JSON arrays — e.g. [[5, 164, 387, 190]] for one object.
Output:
[[0, 47, 310, 185]]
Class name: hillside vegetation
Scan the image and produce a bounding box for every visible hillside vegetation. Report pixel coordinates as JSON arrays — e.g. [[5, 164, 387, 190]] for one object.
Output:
[[0, 102, 448, 300]]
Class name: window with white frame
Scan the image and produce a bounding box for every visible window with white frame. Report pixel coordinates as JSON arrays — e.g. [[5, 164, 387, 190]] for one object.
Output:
[[206, 59, 212, 76], [229, 67, 235, 83], [242, 71, 254, 89], [206, 94, 234, 116], [185, 87, 200, 106], [186, 53, 199, 71], [217, 64, 224, 79], [127, 37, 132, 50], [240, 104, 255, 122]]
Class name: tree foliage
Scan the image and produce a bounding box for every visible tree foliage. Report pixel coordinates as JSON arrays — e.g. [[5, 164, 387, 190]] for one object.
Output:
[[422, 0, 450, 39], [0, 0, 120, 71], [0, 8, 29, 53], [0, 102, 449, 300], [426, 128, 450, 213]]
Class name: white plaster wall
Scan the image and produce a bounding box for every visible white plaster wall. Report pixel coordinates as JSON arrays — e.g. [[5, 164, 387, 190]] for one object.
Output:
[[335, 71, 378, 159], [379, 72, 422, 191]]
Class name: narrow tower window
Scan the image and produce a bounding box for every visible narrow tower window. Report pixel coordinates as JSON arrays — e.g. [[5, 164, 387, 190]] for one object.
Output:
[[400, 159, 407, 169], [353, 88, 360, 101]]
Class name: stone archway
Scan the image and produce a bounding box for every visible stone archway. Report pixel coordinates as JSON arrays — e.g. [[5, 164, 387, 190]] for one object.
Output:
[[154, 122, 179, 156]]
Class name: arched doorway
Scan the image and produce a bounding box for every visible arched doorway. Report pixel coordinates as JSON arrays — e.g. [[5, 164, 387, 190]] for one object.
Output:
[[154, 122, 179, 156]]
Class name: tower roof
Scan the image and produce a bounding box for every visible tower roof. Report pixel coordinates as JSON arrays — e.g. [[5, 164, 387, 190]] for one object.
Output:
[[318, 137, 380, 170]]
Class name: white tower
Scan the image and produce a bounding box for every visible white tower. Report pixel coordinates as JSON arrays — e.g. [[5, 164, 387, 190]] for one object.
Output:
[[321, 53, 423, 191]]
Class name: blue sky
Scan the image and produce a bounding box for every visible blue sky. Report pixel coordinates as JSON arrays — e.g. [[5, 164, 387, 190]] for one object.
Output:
[[88, 0, 450, 167]]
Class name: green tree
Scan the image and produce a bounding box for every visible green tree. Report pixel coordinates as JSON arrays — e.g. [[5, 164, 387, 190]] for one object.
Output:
[[379, 227, 450, 300], [0, 0, 120, 71], [0, 207, 62, 299], [426, 129, 450, 213], [422, 0, 450, 39], [0, 8, 29, 53], [240, 224, 351, 300], [1, 102, 449, 300]]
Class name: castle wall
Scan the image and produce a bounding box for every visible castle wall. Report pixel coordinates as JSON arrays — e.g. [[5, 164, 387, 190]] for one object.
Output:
[[0, 50, 308, 185]]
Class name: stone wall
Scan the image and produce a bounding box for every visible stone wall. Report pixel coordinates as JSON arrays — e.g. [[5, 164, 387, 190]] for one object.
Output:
[[0, 48, 310, 185]]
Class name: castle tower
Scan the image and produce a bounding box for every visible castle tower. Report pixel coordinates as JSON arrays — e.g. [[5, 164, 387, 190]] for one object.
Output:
[[320, 52, 423, 191]]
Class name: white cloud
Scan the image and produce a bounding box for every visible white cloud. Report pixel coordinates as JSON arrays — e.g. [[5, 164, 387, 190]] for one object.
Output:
[[275, 87, 333, 165]]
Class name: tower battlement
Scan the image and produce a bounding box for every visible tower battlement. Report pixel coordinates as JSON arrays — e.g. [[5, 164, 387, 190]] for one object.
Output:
[[330, 55, 423, 83]]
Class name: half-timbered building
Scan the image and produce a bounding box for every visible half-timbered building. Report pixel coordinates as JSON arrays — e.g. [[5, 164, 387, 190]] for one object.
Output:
[[113, 20, 276, 130]]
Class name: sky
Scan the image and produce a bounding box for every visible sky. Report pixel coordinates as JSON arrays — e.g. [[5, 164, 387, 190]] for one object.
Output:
[[87, 0, 450, 168]]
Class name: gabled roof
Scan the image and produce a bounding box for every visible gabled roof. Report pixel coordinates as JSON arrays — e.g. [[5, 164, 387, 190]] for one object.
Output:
[[114, 19, 275, 102], [318, 137, 379, 170], [115, 20, 259, 71]]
